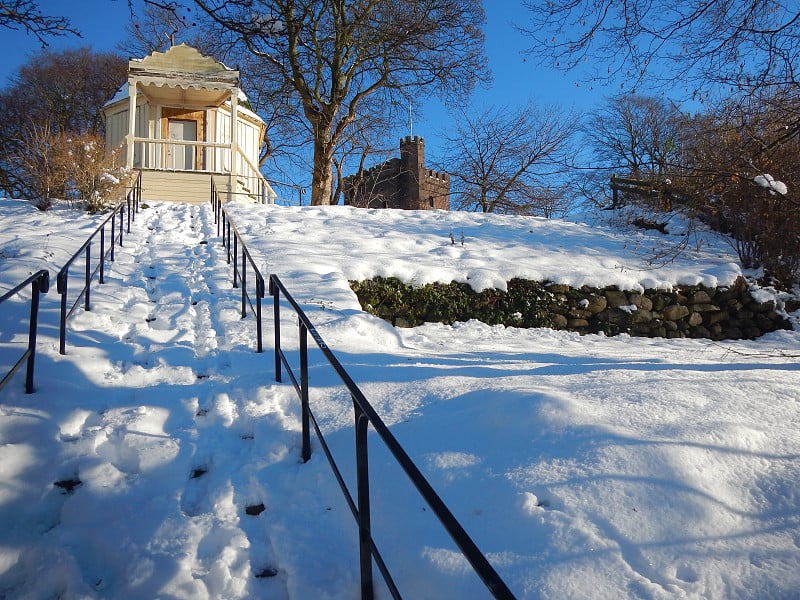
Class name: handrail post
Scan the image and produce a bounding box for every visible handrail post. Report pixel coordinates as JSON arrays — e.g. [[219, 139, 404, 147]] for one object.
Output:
[[354, 400, 375, 600], [211, 180, 219, 227], [256, 275, 264, 353], [131, 172, 140, 221], [58, 272, 68, 355], [84, 243, 91, 311], [24, 272, 48, 393], [119, 202, 125, 247], [299, 322, 311, 462], [226, 219, 232, 263], [100, 226, 106, 284], [240, 249, 247, 317], [271, 277, 282, 382], [111, 210, 116, 262], [233, 235, 239, 287], [0, 271, 50, 394]]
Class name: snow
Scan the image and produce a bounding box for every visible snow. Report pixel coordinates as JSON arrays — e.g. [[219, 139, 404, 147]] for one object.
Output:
[[104, 84, 128, 107], [1, 198, 799, 599], [754, 174, 788, 196]]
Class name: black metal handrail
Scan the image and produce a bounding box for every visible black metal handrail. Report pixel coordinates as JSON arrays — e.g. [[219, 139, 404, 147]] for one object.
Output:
[[57, 172, 142, 354], [210, 180, 265, 352], [0, 270, 50, 394], [269, 273, 516, 600]]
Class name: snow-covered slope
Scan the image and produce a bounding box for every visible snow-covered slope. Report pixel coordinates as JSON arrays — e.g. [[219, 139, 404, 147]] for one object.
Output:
[[1, 200, 799, 599]]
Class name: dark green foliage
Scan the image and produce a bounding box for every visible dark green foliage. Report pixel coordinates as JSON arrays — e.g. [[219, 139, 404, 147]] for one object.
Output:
[[349, 277, 557, 328]]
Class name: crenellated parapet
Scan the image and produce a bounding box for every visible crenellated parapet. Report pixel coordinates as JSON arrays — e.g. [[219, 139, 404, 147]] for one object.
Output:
[[401, 135, 423, 145], [424, 168, 449, 182]]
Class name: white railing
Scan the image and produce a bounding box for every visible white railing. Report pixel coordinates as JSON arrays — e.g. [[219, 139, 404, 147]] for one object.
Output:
[[130, 137, 225, 172], [235, 146, 277, 204], [128, 137, 276, 204]]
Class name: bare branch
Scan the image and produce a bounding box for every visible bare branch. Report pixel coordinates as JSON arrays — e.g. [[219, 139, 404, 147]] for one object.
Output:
[[521, 0, 800, 97], [0, 0, 79, 46]]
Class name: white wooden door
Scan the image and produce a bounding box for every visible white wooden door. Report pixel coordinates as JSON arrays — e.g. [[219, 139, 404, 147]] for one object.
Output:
[[168, 119, 197, 170]]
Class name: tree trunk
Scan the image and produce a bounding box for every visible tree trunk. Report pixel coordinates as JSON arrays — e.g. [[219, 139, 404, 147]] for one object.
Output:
[[310, 138, 335, 206]]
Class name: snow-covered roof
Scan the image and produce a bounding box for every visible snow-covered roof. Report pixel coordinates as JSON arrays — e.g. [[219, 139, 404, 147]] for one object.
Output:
[[130, 43, 237, 79], [102, 44, 263, 124], [104, 84, 127, 108]]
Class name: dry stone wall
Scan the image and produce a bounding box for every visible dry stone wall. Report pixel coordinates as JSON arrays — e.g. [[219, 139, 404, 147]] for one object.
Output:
[[546, 277, 788, 339], [350, 276, 790, 340]]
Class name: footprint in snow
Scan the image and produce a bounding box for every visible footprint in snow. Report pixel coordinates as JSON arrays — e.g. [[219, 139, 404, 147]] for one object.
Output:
[[180, 463, 211, 517]]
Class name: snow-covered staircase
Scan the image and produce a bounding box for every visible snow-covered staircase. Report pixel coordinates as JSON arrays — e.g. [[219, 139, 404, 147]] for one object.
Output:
[[0, 202, 341, 599]]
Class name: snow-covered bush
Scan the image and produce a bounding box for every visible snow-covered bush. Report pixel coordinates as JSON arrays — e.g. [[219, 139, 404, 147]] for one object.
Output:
[[53, 133, 130, 212], [15, 130, 130, 212]]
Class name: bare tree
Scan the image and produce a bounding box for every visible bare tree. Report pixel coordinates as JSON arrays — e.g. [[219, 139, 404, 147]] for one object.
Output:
[[521, 1, 800, 99], [0, 48, 127, 199], [0, 0, 79, 46], [438, 103, 578, 215], [586, 96, 682, 178], [194, 0, 489, 206], [118, 2, 195, 56], [223, 46, 312, 182], [583, 95, 685, 210]]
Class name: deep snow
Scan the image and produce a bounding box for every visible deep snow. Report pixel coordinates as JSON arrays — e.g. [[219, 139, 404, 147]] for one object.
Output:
[[1, 198, 799, 599]]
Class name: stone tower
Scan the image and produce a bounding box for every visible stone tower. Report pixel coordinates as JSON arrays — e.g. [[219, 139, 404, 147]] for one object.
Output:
[[343, 136, 450, 210], [400, 136, 424, 208]]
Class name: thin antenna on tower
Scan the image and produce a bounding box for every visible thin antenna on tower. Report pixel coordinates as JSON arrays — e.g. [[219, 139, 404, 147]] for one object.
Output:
[[409, 101, 413, 137]]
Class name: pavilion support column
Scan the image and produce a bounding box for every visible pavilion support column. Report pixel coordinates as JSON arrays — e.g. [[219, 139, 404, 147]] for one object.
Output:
[[229, 87, 238, 203], [126, 78, 138, 169]]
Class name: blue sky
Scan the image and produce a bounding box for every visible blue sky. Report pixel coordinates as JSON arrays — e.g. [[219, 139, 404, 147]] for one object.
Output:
[[0, 0, 132, 83], [0, 1, 613, 189]]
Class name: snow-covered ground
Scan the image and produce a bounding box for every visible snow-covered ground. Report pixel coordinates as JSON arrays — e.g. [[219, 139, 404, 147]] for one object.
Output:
[[1, 198, 799, 599]]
